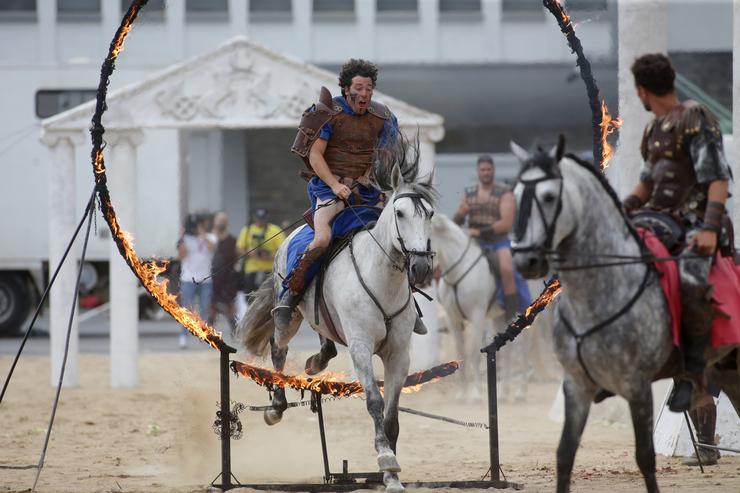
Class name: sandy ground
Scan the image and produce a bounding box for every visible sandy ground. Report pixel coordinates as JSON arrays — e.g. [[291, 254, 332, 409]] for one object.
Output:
[[1, 347, 739, 493]]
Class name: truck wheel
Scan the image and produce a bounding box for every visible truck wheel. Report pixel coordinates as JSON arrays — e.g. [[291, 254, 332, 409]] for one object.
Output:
[[0, 274, 32, 336]]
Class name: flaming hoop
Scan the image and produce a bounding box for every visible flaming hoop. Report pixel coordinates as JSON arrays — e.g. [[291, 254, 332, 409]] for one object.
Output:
[[90, 0, 228, 351], [231, 360, 461, 397]]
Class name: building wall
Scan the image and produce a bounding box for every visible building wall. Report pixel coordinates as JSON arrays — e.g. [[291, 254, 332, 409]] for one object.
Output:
[[0, 0, 733, 261]]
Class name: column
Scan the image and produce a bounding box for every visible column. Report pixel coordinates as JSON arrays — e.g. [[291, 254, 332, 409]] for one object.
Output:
[[38, 0, 57, 63], [419, 0, 440, 62], [231, 0, 247, 36], [42, 129, 85, 388], [416, 126, 444, 184], [614, 0, 667, 196], [356, 0, 375, 60], [166, 0, 185, 61], [107, 129, 144, 388], [293, 0, 312, 61], [733, 0, 740, 232]]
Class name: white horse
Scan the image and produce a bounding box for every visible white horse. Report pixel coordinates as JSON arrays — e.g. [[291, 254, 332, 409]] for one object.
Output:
[[430, 214, 503, 400], [237, 142, 435, 493]]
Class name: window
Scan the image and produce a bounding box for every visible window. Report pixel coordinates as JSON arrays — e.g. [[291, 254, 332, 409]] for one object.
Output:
[[121, 0, 165, 20], [502, 0, 543, 18], [186, 0, 228, 22], [250, 0, 292, 22], [57, 0, 101, 21], [0, 0, 36, 21], [439, 0, 481, 21], [36, 89, 97, 119], [377, 0, 417, 21], [313, 0, 355, 22], [566, 0, 608, 12]]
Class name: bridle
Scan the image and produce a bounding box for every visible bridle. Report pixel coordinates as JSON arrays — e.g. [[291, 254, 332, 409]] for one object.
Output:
[[511, 165, 564, 256], [391, 192, 435, 271]]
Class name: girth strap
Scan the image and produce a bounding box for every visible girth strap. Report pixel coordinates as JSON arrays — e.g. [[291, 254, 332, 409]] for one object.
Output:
[[349, 235, 412, 354], [559, 264, 654, 386]]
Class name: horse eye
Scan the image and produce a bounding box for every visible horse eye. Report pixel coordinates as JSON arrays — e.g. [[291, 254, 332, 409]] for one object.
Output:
[[396, 210, 404, 219], [429, 210, 435, 218], [543, 193, 556, 204]]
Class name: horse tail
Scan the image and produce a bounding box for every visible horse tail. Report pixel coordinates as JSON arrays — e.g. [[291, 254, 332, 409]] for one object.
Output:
[[236, 274, 276, 357]]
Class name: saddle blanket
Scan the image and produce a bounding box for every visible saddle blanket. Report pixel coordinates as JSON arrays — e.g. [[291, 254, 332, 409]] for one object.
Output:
[[480, 237, 533, 311], [283, 205, 381, 294], [639, 228, 740, 348]]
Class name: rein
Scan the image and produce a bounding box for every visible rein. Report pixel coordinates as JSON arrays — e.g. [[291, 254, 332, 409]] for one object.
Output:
[[439, 238, 485, 320], [559, 262, 654, 387]]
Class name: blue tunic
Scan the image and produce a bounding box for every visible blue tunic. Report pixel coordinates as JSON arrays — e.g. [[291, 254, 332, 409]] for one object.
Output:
[[281, 97, 398, 294]]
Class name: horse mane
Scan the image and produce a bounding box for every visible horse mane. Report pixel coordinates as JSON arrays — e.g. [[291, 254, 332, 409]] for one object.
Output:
[[372, 131, 438, 214], [562, 153, 647, 251]]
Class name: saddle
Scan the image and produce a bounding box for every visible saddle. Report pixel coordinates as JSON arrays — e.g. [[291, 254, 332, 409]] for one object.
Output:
[[630, 209, 737, 259], [312, 227, 371, 346]]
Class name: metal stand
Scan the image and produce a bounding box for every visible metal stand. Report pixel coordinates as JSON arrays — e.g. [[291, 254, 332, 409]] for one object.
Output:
[[212, 349, 522, 491], [210, 344, 241, 491]]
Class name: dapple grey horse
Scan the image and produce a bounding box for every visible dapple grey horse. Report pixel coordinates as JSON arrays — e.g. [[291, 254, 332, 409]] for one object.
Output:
[[509, 139, 740, 493], [237, 139, 436, 493]]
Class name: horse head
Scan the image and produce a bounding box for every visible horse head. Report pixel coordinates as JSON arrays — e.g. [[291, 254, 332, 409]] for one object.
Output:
[[510, 135, 577, 279], [374, 134, 437, 286]]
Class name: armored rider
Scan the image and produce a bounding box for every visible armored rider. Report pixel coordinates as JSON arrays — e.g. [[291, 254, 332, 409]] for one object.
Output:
[[453, 155, 525, 323], [272, 58, 427, 335], [623, 53, 732, 416]]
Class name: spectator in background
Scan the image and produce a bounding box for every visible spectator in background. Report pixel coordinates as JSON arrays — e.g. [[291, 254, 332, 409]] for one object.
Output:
[[178, 213, 216, 349], [237, 208, 285, 295], [210, 211, 239, 333]]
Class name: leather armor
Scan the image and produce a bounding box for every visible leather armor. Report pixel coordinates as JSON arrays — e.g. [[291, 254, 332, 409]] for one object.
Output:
[[463, 183, 511, 243], [291, 86, 391, 180], [640, 101, 721, 217]]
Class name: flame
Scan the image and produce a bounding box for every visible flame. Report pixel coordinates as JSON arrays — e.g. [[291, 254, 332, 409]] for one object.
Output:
[[110, 4, 141, 59], [93, 149, 105, 175], [231, 360, 461, 397], [101, 196, 224, 349], [523, 279, 562, 319], [599, 100, 623, 170]]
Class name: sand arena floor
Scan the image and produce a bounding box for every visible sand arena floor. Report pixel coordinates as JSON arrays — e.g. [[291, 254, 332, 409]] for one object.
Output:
[[1, 349, 739, 493]]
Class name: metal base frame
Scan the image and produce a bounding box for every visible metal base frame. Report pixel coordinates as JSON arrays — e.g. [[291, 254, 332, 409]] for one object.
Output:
[[211, 347, 523, 491]]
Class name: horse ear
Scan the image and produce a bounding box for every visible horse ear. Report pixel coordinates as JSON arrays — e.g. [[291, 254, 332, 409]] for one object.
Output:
[[510, 141, 530, 164], [549, 134, 566, 162]]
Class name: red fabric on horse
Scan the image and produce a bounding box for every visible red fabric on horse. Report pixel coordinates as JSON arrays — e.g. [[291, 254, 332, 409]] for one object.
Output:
[[638, 229, 681, 347], [639, 228, 740, 348]]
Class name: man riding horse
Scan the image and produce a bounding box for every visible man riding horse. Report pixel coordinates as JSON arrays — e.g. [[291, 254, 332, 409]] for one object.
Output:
[[272, 58, 427, 335], [622, 53, 732, 417], [453, 155, 529, 323]]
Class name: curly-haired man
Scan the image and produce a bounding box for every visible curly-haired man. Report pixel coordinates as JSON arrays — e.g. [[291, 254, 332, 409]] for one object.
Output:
[[273, 59, 427, 335], [622, 54, 731, 432]]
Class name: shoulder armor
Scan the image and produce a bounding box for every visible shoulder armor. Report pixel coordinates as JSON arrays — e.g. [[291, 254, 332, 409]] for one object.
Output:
[[464, 185, 478, 197], [367, 100, 392, 120], [678, 101, 721, 138], [494, 182, 512, 195], [291, 86, 340, 160], [640, 120, 654, 161]]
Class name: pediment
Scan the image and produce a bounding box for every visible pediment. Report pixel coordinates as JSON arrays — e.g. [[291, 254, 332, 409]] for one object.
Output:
[[43, 36, 444, 141]]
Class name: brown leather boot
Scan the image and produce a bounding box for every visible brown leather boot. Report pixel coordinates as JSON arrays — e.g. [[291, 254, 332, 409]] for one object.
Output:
[[669, 282, 714, 413], [272, 247, 326, 331]]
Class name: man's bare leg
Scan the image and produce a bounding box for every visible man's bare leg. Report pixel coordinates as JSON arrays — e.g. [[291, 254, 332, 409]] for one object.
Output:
[[272, 198, 343, 330], [496, 248, 519, 322]]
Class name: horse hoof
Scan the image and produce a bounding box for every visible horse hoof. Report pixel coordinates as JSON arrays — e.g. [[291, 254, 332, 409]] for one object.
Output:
[[385, 479, 405, 493], [378, 453, 401, 473], [263, 409, 283, 426], [305, 353, 327, 376]]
